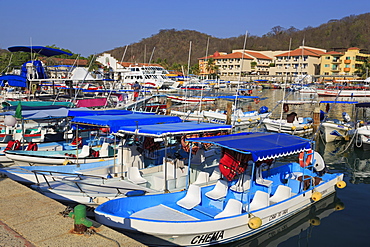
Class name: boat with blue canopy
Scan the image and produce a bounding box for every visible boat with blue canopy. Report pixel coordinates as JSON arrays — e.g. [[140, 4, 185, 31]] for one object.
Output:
[[95, 132, 346, 246]]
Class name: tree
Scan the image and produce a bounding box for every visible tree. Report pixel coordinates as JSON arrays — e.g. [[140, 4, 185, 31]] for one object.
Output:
[[355, 58, 370, 79]]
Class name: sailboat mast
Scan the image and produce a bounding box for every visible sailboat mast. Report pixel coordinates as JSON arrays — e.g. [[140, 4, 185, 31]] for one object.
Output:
[[199, 37, 210, 113], [278, 38, 292, 133]]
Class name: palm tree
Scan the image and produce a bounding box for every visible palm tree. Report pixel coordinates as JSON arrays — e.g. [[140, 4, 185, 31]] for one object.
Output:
[[355, 58, 370, 79]]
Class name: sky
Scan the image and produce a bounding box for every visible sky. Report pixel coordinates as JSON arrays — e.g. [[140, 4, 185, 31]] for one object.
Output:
[[1, 0, 369, 57]]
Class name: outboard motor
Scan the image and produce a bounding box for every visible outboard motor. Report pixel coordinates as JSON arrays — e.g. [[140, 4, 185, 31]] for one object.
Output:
[[342, 112, 351, 123], [258, 106, 268, 114]]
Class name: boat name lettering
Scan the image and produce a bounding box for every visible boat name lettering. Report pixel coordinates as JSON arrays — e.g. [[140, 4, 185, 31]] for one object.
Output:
[[268, 209, 288, 221], [190, 230, 224, 244]]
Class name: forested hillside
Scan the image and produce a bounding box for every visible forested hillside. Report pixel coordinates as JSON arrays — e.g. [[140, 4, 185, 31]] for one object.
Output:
[[105, 13, 370, 68]]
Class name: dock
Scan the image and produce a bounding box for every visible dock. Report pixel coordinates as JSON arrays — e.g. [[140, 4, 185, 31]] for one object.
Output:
[[0, 177, 147, 247]]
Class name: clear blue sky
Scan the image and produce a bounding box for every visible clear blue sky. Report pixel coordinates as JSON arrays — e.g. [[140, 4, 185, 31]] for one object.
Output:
[[1, 0, 369, 57]]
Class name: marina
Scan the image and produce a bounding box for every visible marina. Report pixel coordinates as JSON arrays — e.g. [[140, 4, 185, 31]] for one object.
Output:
[[0, 85, 369, 246]]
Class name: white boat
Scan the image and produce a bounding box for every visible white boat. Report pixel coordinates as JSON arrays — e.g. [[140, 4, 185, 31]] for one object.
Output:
[[167, 95, 215, 104], [299, 86, 317, 94], [95, 132, 346, 246], [263, 115, 313, 136], [120, 64, 176, 89], [203, 106, 269, 126], [348, 102, 370, 150], [317, 88, 370, 97], [5, 143, 116, 166], [319, 101, 357, 143], [23, 121, 231, 206]]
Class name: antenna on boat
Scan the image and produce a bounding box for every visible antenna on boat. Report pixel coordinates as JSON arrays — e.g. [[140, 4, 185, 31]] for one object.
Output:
[[149, 47, 156, 64], [232, 31, 248, 127], [278, 38, 292, 133]]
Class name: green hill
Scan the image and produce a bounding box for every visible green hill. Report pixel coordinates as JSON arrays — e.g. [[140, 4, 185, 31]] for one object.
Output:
[[104, 13, 370, 67]]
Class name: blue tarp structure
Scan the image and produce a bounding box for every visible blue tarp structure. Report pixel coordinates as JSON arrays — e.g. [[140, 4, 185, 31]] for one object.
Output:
[[188, 132, 311, 162], [0, 75, 27, 87], [8, 46, 73, 57], [117, 122, 232, 137], [71, 114, 182, 133], [320, 101, 358, 104], [20, 60, 47, 79], [0, 108, 134, 120]]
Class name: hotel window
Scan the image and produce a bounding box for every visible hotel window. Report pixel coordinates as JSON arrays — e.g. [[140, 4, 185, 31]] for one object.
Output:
[[324, 64, 329, 67], [326, 56, 330, 59], [346, 56, 350, 60]]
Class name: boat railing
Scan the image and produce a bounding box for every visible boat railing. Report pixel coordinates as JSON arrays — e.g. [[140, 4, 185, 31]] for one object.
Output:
[[31, 170, 109, 188]]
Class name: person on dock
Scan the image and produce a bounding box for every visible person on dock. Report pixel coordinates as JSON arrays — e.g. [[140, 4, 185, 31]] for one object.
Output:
[[132, 81, 141, 102]]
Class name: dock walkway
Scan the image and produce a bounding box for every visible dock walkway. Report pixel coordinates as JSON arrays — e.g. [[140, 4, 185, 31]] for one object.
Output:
[[0, 177, 146, 247]]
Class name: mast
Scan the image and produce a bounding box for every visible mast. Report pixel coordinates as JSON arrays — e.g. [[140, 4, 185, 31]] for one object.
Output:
[[232, 31, 248, 127], [199, 37, 210, 113], [278, 38, 292, 133]]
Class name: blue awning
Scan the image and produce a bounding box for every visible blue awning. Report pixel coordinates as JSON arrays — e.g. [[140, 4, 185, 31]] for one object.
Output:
[[188, 132, 311, 161], [117, 122, 232, 137], [8, 46, 73, 57], [0, 75, 27, 87], [320, 101, 358, 104], [71, 114, 182, 133]]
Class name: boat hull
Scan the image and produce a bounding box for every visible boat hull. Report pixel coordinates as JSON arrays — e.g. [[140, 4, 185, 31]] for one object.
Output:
[[320, 122, 351, 142], [95, 173, 343, 246]]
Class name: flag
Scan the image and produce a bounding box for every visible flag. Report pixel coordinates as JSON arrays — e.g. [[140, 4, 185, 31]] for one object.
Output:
[[15, 101, 22, 119]]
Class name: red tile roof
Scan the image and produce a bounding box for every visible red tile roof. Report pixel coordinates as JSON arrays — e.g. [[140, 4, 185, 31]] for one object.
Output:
[[348, 47, 360, 50], [213, 52, 253, 60], [276, 48, 326, 57], [323, 51, 343, 55], [245, 51, 272, 60], [40, 57, 88, 66]]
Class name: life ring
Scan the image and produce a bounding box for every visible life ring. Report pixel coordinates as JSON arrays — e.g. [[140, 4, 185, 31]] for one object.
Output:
[[299, 150, 313, 167], [44, 86, 48, 90], [254, 98, 260, 104], [283, 104, 289, 113]]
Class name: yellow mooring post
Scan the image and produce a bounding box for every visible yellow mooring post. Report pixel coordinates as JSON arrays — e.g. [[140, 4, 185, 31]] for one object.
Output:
[[166, 98, 172, 115]]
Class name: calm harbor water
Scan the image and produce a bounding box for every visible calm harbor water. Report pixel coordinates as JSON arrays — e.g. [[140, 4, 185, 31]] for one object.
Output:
[[177, 88, 370, 246]]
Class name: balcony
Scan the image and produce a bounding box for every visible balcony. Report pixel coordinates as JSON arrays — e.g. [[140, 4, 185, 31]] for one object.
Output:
[[344, 59, 351, 64], [332, 59, 341, 64], [344, 68, 351, 72], [331, 67, 340, 72]]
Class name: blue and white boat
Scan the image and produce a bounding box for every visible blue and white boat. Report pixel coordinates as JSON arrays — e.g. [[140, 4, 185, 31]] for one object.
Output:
[[95, 132, 346, 246]]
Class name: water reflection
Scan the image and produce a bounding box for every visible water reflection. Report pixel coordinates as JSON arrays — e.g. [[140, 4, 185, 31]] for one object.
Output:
[[223, 192, 344, 247]]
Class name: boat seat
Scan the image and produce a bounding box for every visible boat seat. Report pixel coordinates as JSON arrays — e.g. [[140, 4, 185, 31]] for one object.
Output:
[[230, 174, 251, 192], [205, 179, 228, 200], [177, 184, 201, 210], [128, 167, 147, 184], [247, 190, 269, 212], [209, 167, 221, 181], [287, 178, 302, 194], [214, 199, 242, 219], [269, 185, 292, 205], [256, 165, 273, 187], [78, 145, 90, 158], [193, 171, 210, 185], [99, 142, 110, 157]]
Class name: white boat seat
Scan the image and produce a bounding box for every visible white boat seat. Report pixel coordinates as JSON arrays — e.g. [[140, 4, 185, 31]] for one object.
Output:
[[230, 174, 251, 192], [78, 145, 90, 158], [99, 142, 110, 157], [214, 199, 242, 219], [128, 167, 147, 184], [247, 190, 269, 212], [256, 165, 273, 187], [193, 171, 210, 185], [205, 179, 228, 200], [269, 185, 292, 204], [209, 167, 221, 181], [177, 184, 201, 210]]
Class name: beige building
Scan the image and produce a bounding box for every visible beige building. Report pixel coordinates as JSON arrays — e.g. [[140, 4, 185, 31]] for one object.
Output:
[[273, 46, 326, 76], [320, 47, 370, 77]]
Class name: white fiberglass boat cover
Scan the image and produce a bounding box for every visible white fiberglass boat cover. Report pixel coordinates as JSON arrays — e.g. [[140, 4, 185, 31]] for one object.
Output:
[[187, 132, 311, 162]]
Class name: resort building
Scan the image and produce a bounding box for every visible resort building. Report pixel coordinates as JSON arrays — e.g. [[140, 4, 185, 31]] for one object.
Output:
[[273, 46, 326, 76], [320, 47, 370, 77]]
